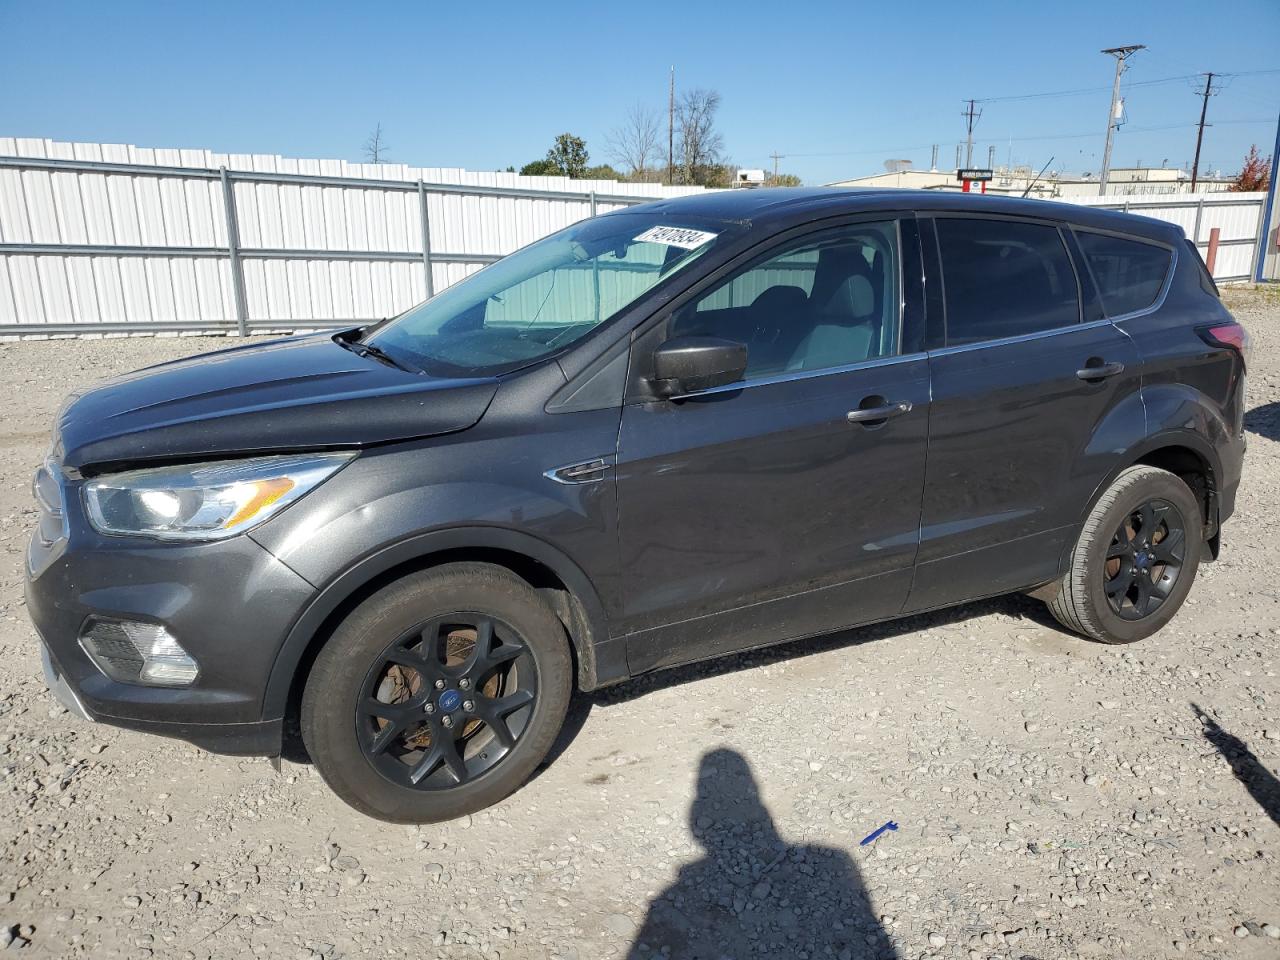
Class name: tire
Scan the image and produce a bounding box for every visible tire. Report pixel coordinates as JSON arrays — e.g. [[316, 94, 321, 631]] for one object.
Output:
[[1047, 465, 1203, 644], [301, 562, 572, 823]]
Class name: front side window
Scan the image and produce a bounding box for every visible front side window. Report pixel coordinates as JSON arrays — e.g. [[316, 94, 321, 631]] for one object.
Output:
[[671, 221, 900, 379], [1076, 230, 1173, 317], [367, 214, 735, 376], [936, 218, 1080, 345]]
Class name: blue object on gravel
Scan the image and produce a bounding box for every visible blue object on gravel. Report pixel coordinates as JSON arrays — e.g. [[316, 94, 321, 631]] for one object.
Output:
[[859, 821, 899, 846]]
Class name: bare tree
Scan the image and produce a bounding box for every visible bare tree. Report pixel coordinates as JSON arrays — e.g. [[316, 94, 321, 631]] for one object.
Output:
[[606, 104, 661, 179], [363, 123, 389, 164], [676, 89, 725, 186]]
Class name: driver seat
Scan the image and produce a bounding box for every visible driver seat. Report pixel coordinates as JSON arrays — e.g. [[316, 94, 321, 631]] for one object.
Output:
[[788, 261, 879, 371]]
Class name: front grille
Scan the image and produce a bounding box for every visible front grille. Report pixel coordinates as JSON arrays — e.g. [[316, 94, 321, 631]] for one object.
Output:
[[29, 457, 68, 578]]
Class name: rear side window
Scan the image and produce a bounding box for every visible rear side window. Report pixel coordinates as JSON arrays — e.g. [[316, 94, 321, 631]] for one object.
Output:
[[1184, 239, 1219, 297], [935, 218, 1080, 345], [1076, 231, 1174, 316]]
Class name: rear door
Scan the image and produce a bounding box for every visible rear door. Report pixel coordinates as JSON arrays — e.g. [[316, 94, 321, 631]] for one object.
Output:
[[614, 217, 931, 673], [906, 214, 1142, 611]]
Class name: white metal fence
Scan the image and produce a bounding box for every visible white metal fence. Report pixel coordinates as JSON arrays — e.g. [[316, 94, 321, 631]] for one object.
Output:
[[0, 138, 703, 336], [0, 138, 1268, 336], [1067, 192, 1267, 283]]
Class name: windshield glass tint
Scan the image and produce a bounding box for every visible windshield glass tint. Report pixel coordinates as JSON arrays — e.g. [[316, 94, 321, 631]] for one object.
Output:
[[367, 214, 731, 376]]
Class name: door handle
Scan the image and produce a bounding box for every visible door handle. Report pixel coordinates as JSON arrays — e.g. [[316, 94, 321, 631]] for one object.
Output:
[[1076, 361, 1125, 381], [846, 401, 913, 425]]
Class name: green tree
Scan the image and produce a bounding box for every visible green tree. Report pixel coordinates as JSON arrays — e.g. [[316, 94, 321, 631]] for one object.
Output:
[[583, 163, 624, 181], [546, 133, 589, 178], [768, 172, 803, 187], [519, 158, 559, 176]]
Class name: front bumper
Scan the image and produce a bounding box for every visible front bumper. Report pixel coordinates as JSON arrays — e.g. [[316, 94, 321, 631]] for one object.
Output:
[[41, 642, 90, 721], [38, 639, 284, 755], [26, 516, 315, 757]]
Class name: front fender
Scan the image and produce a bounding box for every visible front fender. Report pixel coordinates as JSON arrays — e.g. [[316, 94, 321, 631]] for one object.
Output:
[[257, 524, 616, 719], [249, 419, 625, 717]]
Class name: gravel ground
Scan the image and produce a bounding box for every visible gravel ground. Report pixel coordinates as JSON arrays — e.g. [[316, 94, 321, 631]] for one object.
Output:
[[1, 287, 1279, 960]]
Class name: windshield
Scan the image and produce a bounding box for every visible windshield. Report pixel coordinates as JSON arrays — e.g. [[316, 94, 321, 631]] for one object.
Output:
[[365, 213, 733, 376]]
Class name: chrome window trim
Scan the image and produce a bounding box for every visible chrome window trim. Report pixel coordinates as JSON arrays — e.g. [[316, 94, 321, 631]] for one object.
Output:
[[928, 317, 1117, 357], [668, 350, 928, 400]]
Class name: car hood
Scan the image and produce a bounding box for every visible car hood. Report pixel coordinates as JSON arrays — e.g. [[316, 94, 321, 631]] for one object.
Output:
[[56, 333, 499, 471]]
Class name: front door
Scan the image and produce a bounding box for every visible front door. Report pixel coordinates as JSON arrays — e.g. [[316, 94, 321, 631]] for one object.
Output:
[[614, 218, 931, 674]]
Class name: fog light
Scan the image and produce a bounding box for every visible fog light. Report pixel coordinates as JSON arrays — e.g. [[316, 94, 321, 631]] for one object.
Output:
[[78, 617, 199, 687]]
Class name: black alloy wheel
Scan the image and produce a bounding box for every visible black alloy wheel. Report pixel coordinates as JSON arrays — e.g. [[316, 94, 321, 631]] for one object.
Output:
[[357, 614, 537, 789], [302, 562, 572, 822], [1103, 498, 1186, 621], [1046, 465, 1203, 644]]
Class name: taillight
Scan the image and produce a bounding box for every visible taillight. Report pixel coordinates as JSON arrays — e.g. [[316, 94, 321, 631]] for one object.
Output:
[[1199, 321, 1251, 369]]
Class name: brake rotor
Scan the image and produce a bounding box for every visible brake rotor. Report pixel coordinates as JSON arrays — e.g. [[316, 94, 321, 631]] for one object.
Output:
[[375, 664, 431, 748], [442, 626, 502, 737], [369, 626, 505, 752]]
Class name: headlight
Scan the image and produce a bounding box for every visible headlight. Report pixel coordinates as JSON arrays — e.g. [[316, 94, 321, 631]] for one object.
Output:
[[83, 453, 354, 541]]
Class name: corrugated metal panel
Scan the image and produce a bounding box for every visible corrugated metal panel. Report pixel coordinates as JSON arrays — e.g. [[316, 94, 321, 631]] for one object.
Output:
[[4, 138, 1265, 333], [0, 137, 704, 334], [1066, 192, 1266, 280]]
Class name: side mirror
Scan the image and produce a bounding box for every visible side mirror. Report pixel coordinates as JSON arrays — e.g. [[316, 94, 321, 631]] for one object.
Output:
[[651, 336, 748, 398]]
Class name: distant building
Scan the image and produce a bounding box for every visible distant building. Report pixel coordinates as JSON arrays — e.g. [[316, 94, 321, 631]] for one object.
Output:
[[829, 165, 1235, 198]]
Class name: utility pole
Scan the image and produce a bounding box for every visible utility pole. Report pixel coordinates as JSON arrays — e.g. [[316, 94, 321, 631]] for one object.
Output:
[[769, 152, 784, 184], [930, 144, 938, 171], [667, 66, 675, 186], [962, 99, 982, 168], [1190, 72, 1218, 193], [1098, 44, 1145, 196]]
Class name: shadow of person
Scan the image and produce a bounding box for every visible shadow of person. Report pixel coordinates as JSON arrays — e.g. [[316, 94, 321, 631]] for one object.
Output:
[[1245, 400, 1280, 442], [627, 748, 897, 960], [1194, 703, 1280, 827]]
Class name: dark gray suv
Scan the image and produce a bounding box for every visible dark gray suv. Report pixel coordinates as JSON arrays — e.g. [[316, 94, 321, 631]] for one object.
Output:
[[27, 189, 1247, 822]]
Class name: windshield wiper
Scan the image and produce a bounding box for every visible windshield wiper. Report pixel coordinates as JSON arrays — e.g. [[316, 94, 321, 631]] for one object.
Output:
[[336, 336, 418, 373]]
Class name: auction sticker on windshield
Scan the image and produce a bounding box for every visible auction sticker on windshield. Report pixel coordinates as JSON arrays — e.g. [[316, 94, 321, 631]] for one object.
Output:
[[633, 226, 719, 250]]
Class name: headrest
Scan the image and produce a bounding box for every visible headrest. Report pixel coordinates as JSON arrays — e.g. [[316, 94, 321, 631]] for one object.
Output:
[[750, 285, 809, 312], [823, 274, 875, 320]]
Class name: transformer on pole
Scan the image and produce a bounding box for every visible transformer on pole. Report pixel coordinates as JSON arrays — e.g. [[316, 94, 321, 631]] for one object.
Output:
[[1098, 45, 1145, 196]]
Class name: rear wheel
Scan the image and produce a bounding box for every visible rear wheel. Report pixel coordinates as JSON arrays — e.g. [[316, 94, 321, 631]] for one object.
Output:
[[301, 563, 572, 823], [1047, 465, 1203, 643]]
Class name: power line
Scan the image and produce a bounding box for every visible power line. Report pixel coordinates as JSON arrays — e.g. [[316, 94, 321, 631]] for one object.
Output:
[[784, 118, 1273, 160], [973, 68, 1279, 105], [977, 72, 1189, 104]]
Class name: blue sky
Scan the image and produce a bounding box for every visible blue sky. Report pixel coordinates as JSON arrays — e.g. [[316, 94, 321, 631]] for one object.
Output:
[[1, 0, 1277, 185]]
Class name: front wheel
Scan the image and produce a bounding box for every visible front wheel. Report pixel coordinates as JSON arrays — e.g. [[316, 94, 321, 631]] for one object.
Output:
[[301, 562, 572, 823], [1046, 465, 1203, 644]]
